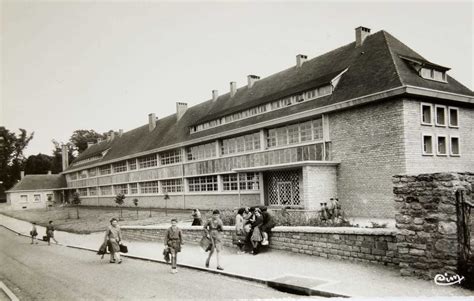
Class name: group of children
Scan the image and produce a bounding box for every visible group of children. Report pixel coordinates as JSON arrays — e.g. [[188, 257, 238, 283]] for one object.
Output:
[[30, 220, 58, 245]]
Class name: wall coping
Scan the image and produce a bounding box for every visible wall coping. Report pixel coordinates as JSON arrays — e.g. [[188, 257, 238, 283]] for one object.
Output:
[[121, 225, 398, 236]]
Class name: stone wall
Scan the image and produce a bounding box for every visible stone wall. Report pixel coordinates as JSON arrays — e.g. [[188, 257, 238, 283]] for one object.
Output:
[[393, 172, 473, 279], [121, 225, 399, 266]]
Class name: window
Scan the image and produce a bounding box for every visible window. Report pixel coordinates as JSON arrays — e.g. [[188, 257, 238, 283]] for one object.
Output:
[[222, 174, 238, 191], [20, 195, 28, 203], [450, 136, 460, 156], [113, 184, 128, 195], [113, 161, 127, 173], [422, 134, 433, 155], [267, 129, 277, 148], [435, 105, 446, 126], [99, 165, 111, 175], [448, 107, 459, 128], [88, 168, 97, 177], [128, 159, 137, 170], [160, 149, 182, 165], [266, 118, 323, 148], [288, 125, 299, 144], [421, 103, 432, 125], [79, 170, 87, 179], [313, 119, 323, 140], [89, 187, 97, 196], [420, 68, 446, 82], [437, 135, 447, 156], [187, 142, 216, 161], [46, 194, 53, 202], [188, 176, 218, 192], [140, 181, 159, 194], [221, 133, 260, 155], [161, 179, 183, 193], [78, 188, 88, 197], [129, 183, 138, 194], [138, 154, 157, 169], [34, 194, 41, 202], [239, 173, 260, 190], [69, 173, 77, 180], [100, 186, 112, 196], [300, 121, 312, 142]]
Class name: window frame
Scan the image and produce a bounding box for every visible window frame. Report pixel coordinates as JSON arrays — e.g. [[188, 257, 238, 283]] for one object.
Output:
[[436, 135, 448, 156], [161, 179, 183, 193], [33, 194, 41, 202], [422, 133, 434, 156], [448, 107, 459, 128], [450, 135, 460, 156], [420, 103, 433, 125], [434, 104, 447, 127]]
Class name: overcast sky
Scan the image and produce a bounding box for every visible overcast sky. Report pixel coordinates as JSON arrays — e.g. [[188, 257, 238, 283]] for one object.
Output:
[[1, 0, 473, 157]]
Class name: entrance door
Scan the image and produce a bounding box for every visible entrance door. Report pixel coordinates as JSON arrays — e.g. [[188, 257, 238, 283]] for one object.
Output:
[[264, 169, 301, 207]]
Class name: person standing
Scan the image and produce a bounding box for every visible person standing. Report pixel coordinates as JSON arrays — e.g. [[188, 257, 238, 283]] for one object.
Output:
[[30, 222, 38, 244], [46, 221, 58, 245], [250, 208, 264, 254], [164, 218, 183, 274], [203, 209, 224, 270], [260, 207, 276, 246], [233, 208, 246, 254], [104, 218, 123, 264], [191, 209, 202, 226]]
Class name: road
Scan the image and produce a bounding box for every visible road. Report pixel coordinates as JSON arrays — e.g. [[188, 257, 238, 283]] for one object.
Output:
[[0, 227, 301, 300]]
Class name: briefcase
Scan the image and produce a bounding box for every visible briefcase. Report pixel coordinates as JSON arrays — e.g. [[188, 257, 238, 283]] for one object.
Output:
[[119, 244, 128, 253]]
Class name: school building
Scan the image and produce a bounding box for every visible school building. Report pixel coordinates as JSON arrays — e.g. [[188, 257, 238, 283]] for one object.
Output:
[[61, 27, 474, 218]]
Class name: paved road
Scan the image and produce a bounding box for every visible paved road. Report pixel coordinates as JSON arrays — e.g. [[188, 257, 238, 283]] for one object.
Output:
[[0, 228, 303, 300]]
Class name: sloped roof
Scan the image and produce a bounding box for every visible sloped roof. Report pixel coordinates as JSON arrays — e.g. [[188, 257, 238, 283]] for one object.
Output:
[[8, 175, 66, 192], [66, 29, 473, 172]]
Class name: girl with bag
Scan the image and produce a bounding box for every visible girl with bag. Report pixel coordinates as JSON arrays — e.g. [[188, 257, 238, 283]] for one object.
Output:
[[203, 210, 224, 270], [104, 218, 123, 264], [164, 218, 183, 274]]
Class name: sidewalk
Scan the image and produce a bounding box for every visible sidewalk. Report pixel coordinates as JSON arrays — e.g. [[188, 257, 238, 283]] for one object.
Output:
[[0, 213, 472, 298]]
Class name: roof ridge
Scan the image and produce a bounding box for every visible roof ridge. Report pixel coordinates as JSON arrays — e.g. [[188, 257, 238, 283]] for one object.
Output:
[[381, 30, 405, 86]]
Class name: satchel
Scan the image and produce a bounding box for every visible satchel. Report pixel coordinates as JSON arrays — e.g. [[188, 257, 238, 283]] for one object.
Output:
[[199, 235, 212, 252], [119, 244, 128, 253], [43, 236, 49, 242], [163, 247, 171, 263]]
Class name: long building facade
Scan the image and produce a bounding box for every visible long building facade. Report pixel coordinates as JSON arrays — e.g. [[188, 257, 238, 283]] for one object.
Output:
[[62, 27, 474, 218]]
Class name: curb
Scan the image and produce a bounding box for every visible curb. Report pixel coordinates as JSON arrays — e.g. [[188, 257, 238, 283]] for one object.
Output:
[[0, 224, 349, 298]]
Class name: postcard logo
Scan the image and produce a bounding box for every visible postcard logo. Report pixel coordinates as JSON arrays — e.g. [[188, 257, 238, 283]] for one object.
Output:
[[434, 273, 465, 286]]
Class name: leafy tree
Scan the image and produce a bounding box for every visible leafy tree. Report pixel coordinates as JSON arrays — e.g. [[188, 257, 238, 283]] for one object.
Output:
[[0, 127, 34, 190], [133, 198, 139, 219], [69, 130, 108, 154], [71, 192, 81, 219], [25, 153, 53, 174], [115, 193, 125, 219]]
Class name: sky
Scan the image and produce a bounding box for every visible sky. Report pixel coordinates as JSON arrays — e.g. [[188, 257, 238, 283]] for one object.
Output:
[[1, 0, 473, 157]]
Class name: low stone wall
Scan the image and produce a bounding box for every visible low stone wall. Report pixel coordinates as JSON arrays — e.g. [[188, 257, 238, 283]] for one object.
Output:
[[121, 225, 399, 266]]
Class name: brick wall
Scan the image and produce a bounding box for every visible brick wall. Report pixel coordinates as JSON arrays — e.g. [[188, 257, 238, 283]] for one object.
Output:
[[402, 99, 474, 174], [302, 165, 337, 210], [329, 99, 406, 218], [393, 172, 473, 280], [121, 225, 399, 266]]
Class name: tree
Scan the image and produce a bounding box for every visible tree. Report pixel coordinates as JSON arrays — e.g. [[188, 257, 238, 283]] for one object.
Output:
[[69, 130, 108, 155], [115, 193, 125, 220], [0, 127, 34, 190], [133, 198, 139, 219], [25, 153, 53, 174], [71, 192, 81, 219]]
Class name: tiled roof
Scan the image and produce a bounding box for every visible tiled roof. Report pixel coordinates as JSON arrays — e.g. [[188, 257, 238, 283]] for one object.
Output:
[[66, 30, 473, 172], [8, 175, 66, 192]]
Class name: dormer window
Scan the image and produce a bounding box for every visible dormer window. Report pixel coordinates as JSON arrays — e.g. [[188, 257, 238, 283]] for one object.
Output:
[[420, 67, 447, 82], [399, 55, 449, 83]]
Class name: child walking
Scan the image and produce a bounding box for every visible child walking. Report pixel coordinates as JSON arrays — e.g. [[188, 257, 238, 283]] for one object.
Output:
[[46, 220, 58, 245], [164, 218, 183, 274], [30, 222, 38, 244]]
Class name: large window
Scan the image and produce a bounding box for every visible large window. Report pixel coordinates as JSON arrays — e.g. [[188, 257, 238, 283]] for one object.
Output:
[[161, 179, 183, 193], [89, 187, 97, 196], [88, 168, 97, 177], [266, 118, 323, 148], [129, 183, 138, 194], [100, 186, 112, 196], [222, 132, 260, 155], [188, 176, 218, 192], [113, 161, 127, 173], [79, 170, 87, 179], [99, 165, 111, 175], [113, 184, 128, 195], [239, 173, 260, 190], [222, 174, 238, 191], [187, 142, 216, 161], [138, 154, 157, 169], [160, 149, 182, 165], [128, 159, 137, 170], [78, 188, 88, 197], [69, 173, 78, 181], [140, 181, 159, 194]]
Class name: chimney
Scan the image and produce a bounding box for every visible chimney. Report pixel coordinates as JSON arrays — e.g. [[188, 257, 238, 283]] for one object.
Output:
[[247, 75, 260, 88], [87, 142, 94, 148], [148, 113, 156, 131], [118, 129, 123, 137], [20, 171, 25, 179], [296, 54, 308, 68], [355, 26, 371, 47], [61, 144, 69, 171], [110, 131, 115, 141], [47, 170, 52, 175], [230, 82, 237, 97], [176, 102, 188, 121], [212, 90, 219, 101]]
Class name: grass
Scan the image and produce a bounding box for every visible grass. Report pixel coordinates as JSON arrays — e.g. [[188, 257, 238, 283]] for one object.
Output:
[[1, 206, 193, 234]]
